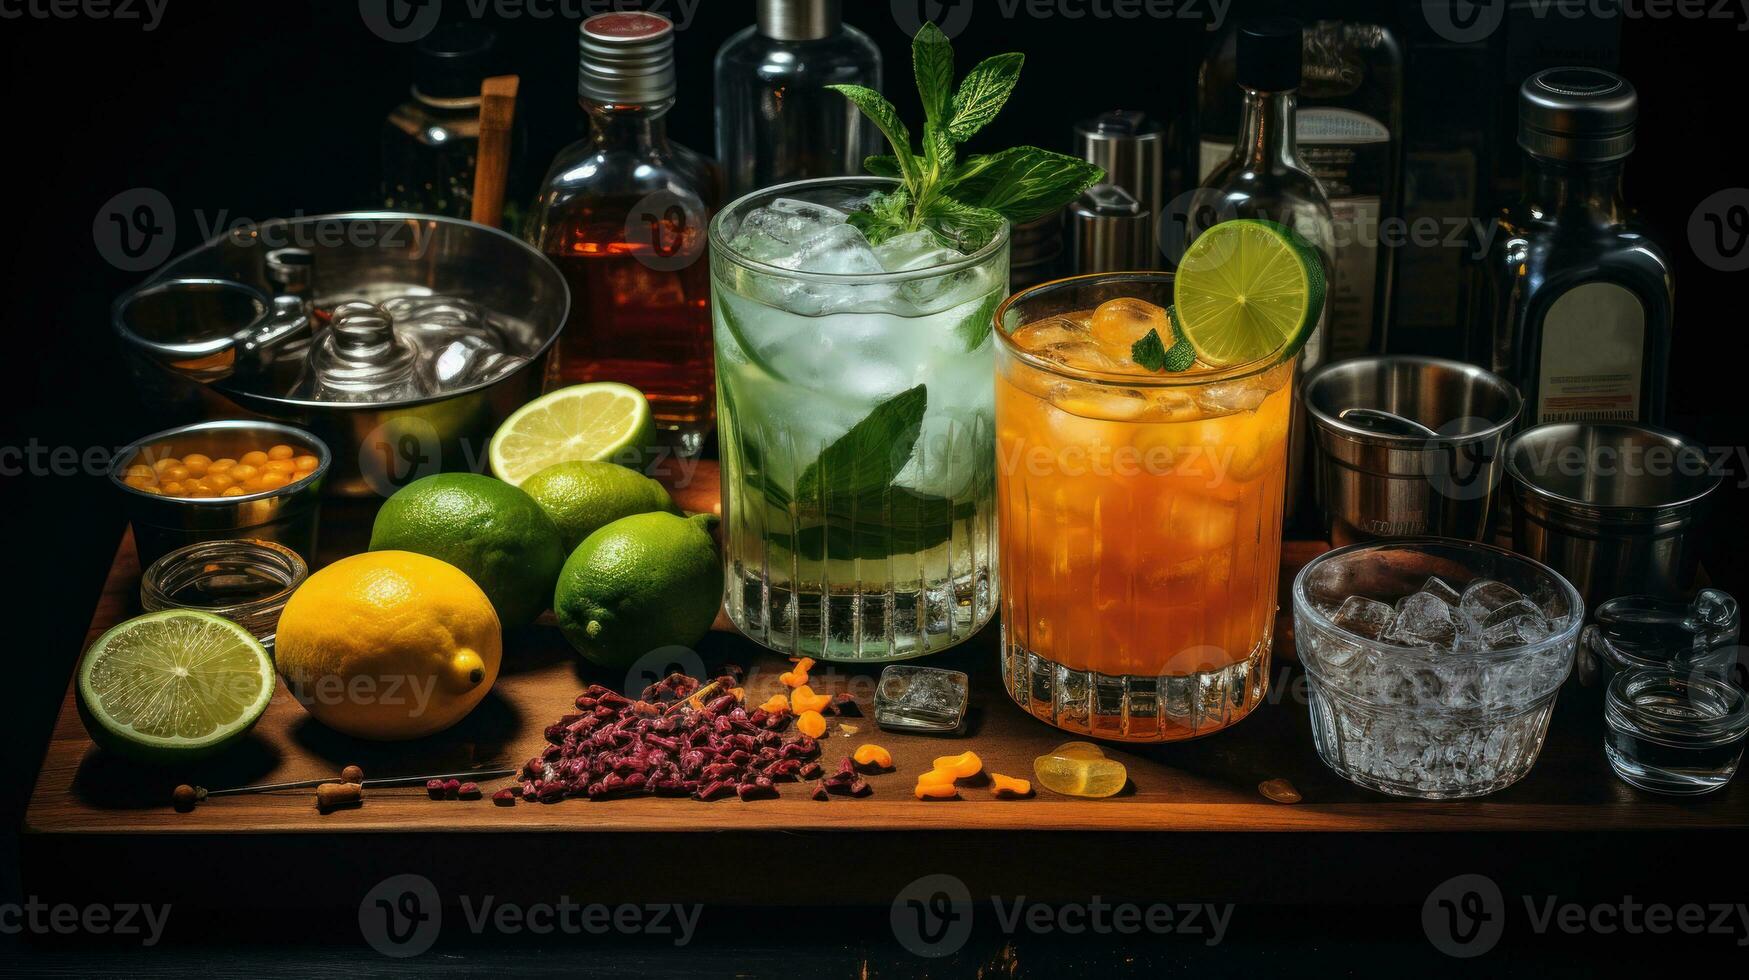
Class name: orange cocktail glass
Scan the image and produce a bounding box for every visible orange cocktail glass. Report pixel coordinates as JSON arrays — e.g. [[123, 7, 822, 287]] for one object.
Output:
[[995, 273, 1293, 741]]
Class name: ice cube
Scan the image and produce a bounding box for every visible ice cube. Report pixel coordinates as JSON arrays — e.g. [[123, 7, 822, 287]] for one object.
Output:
[[769, 197, 849, 223], [1333, 596, 1395, 640], [1088, 297, 1172, 350], [1458, 578, 1522, 622], [1036, 340, 1124, 373], [1482, 597, 1544, 628], [1384, 592, 1458, 650], [1481, 614, 1552, 650], [785, 223, 885, 275], [1195, 380, 1270, 416], [873, 230, 958, 272], [1011, 316, 1089, 352], [1420, 576, 1462, 607], [874, 664, 969, 733]]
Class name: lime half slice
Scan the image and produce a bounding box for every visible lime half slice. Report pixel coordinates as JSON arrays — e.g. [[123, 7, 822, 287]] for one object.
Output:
[[1174, 219, 1326, 367], [76, 610, 275, 764], [488, 382, 657, 485]]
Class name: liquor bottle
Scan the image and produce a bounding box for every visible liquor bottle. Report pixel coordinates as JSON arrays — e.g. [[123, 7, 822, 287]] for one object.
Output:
[[381, 24, 501, 219], [1189, 18, 1335, 524], [714, 0, 882, 198], [1196, 18, 1401, 357], [526, 12, 724, 454], [1470, 68, 1671, 426]]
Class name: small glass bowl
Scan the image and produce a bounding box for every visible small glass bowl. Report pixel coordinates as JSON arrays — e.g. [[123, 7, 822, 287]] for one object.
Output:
[[1604, 669, 1749, 796], [141, 538, 308, 649]]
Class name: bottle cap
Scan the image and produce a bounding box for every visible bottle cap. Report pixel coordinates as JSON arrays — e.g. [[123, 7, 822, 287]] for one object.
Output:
[[1518, 67, 1637, 162], [758, 0, 841, 41], [414, 23, 497, 101], [579, 11, 677, 105], [1236, 18, 1302, 92]]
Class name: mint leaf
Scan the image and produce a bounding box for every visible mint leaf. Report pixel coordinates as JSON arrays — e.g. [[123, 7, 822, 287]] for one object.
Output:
[[947, 53, 1024, 143], [828, 84, 916, 184], [913, 22, 955, 124], [865, 155, 903, 179], [953, 290, 1003, 352], [1130, 306, 1198, 372], [794, 385, 927, 506], [945, 146, 1106, 223], [924, 197, 1005, 253], [848, 187, 912, 246]]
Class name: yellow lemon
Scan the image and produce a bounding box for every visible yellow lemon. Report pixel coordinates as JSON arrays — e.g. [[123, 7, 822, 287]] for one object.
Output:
[[275, 551, 501, 740]]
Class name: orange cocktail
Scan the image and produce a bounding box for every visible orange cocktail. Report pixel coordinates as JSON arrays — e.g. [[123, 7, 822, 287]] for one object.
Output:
[[995, 274, 1292, 741]]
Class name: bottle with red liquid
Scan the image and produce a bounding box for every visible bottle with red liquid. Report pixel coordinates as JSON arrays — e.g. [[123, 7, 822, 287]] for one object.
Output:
[[526, 12, 723, 454]]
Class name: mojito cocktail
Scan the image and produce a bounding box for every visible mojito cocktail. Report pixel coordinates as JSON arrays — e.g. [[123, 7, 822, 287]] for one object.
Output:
[[710, 179, 1009, 660], [996, 273, 1295, 740]]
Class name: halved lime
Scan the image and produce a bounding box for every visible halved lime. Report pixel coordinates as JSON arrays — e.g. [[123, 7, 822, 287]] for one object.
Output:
[[76, 610, 275, 765], [1174, 219, 1326, 367], [488, 383, 657, 486]]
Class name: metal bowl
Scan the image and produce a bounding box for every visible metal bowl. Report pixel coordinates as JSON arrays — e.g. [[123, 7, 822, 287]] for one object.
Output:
[[110, 419, 331, 569], [112, 213, 568, 497]]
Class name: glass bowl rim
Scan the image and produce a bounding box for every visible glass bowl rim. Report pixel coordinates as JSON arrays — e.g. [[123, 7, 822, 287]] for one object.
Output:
[[1605, 668, 1749, 743], [994, 271, 1298, 390], [707, 176, 1011, 285], [1291, 536, 1586, 665]]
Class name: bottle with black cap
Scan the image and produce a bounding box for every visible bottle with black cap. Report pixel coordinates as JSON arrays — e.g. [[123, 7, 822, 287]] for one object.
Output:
[[1188, 17, 1333, 526], [715, 0, 882, 198], [1470, 67, 1671, 427], [381, 23, 506, 218], [526, 12, 725, 454]]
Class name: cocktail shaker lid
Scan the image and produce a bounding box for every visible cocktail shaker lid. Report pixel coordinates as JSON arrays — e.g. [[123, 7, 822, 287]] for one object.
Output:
[[1518, 67, 1637, 162], [1074, 110, 1165, 218], [579, 11, 677, 105], [758, 0, 842, 41]]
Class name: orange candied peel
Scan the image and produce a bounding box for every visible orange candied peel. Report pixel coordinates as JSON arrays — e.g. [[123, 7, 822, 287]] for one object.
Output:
[[758, 693, 790, 714], [989, 774, 1032, 798], [778, 661, 813, 688], [796, 710, 827, 738], [852, 744, 894, 770], [790, 685, 831, 714], [914, 768, 956, 788], [930, 751, 982, 779], [913, 780, 959, 800]]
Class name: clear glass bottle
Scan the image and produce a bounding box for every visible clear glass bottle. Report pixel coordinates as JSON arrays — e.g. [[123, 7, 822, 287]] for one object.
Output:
[[526, 12, 724, 454], [714, 0, 882, 199], [380, 24, 497, 219], [1470, 68, 1671, 427], [1188, 18, 1334, 526]]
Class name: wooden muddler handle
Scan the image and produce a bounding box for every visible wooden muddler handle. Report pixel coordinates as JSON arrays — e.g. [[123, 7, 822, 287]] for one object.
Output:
[[471, 74, 520, 228]]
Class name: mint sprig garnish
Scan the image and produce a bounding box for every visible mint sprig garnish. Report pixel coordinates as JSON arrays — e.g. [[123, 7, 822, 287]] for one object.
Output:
[[1131, 306, 1198, 373], [830, 23, 1104, 251]]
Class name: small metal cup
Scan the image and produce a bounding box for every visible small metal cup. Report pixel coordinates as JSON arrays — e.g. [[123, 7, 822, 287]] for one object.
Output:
[[1305, 356, 1522, 545], [110, 419, 331, 569], [1507, 423, 1720, 610]]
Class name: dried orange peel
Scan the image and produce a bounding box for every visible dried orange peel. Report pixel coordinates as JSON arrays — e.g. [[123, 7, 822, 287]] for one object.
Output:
[[930, 751, 982, 779], [759, 693, 790, 714], [790, 685, 832, 714], [778, 657, 815, 688], [852, 743, 893, 770], [989, 773, 1032, 797], [797, 710, 826, 738]]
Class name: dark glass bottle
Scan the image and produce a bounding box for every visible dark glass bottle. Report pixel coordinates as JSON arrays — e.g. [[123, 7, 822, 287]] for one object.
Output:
[[526, 12, 724, 454], [381, 24, 498, 219], [1470, 68, 1671, 426]]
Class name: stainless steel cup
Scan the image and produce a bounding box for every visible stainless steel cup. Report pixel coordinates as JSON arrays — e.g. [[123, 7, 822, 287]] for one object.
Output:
[[110, 419, 331, 569], [1305, 356, 1522, 545], [1507, 423, 1720, 609]]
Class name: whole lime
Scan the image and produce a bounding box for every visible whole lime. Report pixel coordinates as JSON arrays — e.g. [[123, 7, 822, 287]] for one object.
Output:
[[369, 473, 565, 627], [521, 460, 679, 551], [554, 512, 722, 669]]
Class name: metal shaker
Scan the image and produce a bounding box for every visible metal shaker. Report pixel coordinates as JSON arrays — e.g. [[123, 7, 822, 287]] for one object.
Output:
[[1071, 111, 1165, 272]]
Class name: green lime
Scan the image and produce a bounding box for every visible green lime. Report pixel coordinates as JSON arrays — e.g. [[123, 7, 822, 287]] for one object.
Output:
[[488, 383, 657, 486], [369, 473, 565, 627], [521, 460, 680, 552], [1174, 218, 1326, 367], [76, 610, 275, 765], [553, 512, 723, 670]]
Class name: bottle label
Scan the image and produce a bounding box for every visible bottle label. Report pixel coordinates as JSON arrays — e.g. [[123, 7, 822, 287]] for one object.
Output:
[[1536, 282, 1646, 424], [1199, 107, 1389, 358]]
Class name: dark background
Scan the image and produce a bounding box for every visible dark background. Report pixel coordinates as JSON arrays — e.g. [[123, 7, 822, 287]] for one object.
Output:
[[3, 0, 1746, 972]]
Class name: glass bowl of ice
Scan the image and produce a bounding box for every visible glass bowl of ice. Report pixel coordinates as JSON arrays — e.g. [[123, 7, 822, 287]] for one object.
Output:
[[1292, 538, 1584, 799]]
